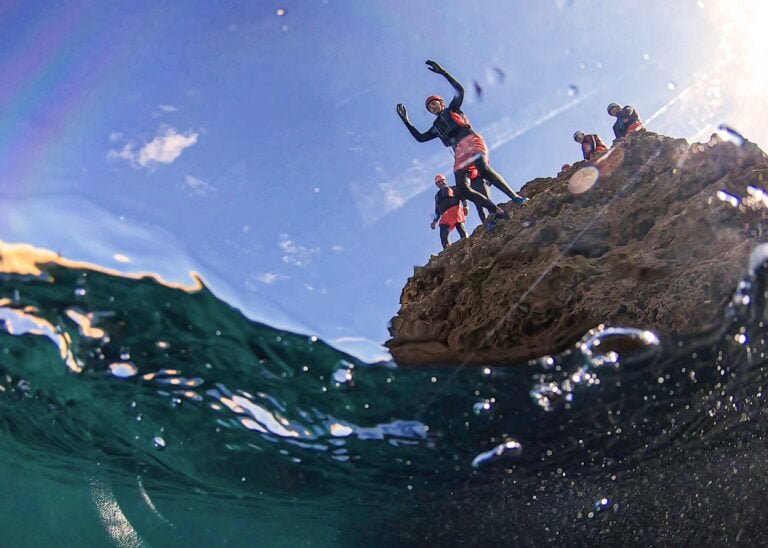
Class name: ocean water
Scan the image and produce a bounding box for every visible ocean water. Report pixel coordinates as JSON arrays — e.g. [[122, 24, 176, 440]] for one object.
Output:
[[1, 241, 768, 546]]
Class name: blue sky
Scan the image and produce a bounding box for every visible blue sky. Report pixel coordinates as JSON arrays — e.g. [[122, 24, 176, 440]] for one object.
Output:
[[0, 1, 765, 360]]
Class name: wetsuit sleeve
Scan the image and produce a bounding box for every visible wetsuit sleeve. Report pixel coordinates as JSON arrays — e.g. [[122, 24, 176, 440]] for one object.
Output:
[[401, 117, 439, 143], [433, 194, 440, 222], [442, 69, 465, 110]]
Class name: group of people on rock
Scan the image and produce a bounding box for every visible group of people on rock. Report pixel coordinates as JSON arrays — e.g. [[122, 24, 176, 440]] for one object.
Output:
[[573, 103, 645, 162], [396, 59, 646, 251], [396, 60, 528, 250]]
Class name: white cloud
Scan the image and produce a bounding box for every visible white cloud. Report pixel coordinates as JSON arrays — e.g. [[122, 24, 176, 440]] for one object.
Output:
[[152, 104, 179, 118], [109, 132, 124, 143], [107, 143, 136, 162], [138, 127, 198, 167], [331, 245, 344, 253], [184, 175, 216, 197], [107, 126, 199, 169], [279, 234, 319, 267], [256, 272, 280, 284]]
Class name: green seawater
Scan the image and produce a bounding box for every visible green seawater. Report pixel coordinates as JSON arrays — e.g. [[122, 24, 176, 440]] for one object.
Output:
[[3, 248, 768, 545]]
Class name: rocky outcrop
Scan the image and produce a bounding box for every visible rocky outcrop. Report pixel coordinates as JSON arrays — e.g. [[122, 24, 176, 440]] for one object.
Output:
[[386, 131, 768, 365]]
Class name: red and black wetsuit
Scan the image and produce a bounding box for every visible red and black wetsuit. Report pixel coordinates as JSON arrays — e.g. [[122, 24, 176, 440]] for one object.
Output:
[[399, 67, 523, 215], [612, 106, 645, 139]]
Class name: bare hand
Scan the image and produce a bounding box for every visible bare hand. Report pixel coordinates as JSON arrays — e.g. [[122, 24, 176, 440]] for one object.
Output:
[[425, 59, 445, 74], [396, 103, 408, 119]]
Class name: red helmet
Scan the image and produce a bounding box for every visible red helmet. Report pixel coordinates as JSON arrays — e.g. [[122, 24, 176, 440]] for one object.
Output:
[[425, 95, 444, 109], [434, 174, 447, 183]]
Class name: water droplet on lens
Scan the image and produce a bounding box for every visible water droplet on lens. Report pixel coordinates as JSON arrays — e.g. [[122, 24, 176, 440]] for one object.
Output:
[[667, 82, 677, 90], [717, 124, 745, 146], [568, 166, 599, 194], [74, 287, 86, 297], [567, 84, 579, 97], [642, 53, 650, 61], [276, 8, 286, 16], [578, 62, 587, 70], [716, 190, 740, 208], [153, 436, 166, 450]]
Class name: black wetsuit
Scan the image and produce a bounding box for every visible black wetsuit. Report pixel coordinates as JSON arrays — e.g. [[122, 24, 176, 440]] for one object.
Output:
[[398, 67, 522, 214], [434, 186, 468, 249], [470, 176, 492, 222], [612, 106, 641, 139]]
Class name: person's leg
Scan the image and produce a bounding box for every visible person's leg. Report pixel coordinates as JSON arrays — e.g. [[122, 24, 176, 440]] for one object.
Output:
[[470, 178, 491, 222], [456, 223, 468, 239], [454, 170, 508, 219], [439, 224, 450, 249], [474, 154, 525, 203]]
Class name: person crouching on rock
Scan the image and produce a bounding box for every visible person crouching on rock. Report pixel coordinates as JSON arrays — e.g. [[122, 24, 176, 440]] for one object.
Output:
[[396, 60, 527, 224], [607, 102, 646, 139], [573, 131, 609, 162], [432, 174, 469, 250]]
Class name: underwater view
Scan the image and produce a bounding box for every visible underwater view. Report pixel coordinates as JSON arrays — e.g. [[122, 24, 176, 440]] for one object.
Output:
[[2, 0, 768, 546]]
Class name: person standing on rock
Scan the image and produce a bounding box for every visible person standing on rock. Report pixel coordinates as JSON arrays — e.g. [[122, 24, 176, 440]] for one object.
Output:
[[574, 131, 609, 162], [607, 103, 646, 139], [396, 60, 527, 224], [432, 174, 469, 250]]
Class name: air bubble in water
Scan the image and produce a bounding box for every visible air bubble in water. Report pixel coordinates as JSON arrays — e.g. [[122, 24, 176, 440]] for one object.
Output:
[[471, 439, 522, 469], [473, 399, 493, 415], [332, 361, 355, 389], [153, 436, 166, 450], [579, 326, 660, 365], [109, 362, 138, 378], [530, 382, 564, 412], [595, 498, 611, 512]]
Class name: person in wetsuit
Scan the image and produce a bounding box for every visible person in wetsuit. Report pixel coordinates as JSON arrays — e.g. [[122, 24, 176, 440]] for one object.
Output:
[[573, 131, 609, 162], [396, 60, 527, 222], [607, 103, 645, 139], [431, 174, 469, 249]]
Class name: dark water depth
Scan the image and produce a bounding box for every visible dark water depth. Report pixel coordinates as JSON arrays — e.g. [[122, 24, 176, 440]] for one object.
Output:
[[2, 243, 768, 546]]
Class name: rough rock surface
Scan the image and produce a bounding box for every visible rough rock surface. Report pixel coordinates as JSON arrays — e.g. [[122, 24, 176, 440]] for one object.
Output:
[[386, 131, 768, 365]]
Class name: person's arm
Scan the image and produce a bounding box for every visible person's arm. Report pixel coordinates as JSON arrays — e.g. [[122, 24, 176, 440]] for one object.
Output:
[[396, 104, 438, 142], [613, 122, 622, 139], [426, 60, 464, 110], [432, 195, 440, 228]]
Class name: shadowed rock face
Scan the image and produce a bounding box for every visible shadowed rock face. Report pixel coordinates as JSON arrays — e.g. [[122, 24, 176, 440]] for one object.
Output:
[[386, 131, 768, 366]]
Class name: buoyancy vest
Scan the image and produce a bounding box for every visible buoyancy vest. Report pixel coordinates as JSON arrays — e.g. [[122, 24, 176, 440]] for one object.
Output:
[[582, 134, 609, 160], [432, 109, 474, 148], [435, 186, 461, 216]]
